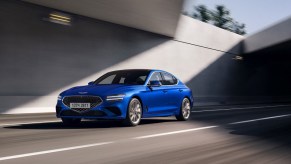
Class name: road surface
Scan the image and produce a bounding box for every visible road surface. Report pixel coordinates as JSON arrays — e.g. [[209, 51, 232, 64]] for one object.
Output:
[[1, 104, 291, 163]]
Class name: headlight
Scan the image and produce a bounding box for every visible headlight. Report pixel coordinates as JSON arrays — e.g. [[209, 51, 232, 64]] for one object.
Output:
[[57, 95, 62, 101], [106, 94, 125, 101]]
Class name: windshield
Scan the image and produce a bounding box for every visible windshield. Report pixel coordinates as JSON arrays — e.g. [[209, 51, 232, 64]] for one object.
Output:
[[94, 70, 150, 85]]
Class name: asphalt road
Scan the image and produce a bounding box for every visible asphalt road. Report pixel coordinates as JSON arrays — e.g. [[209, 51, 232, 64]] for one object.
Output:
[[1, 104, 291, 164]]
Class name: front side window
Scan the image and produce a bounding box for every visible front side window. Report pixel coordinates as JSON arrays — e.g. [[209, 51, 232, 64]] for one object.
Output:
[[161, 72, 177, 85], [94, 70, 150, 85], [98, 74, 116, 84]]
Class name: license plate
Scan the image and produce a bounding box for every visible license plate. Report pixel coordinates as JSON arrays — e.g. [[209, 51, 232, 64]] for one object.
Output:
[[70, 103, 90, 109]]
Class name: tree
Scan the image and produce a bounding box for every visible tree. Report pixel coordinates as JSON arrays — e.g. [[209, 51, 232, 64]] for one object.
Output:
[[192, 5, 211, 22], [233, 22, 246, 35], [189, 4, 247, 35], [211, 5, 232, 30]]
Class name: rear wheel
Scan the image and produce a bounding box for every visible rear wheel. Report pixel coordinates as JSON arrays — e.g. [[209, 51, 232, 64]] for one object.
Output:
[[176, 98, 191, 121], [123, 98, 142, 126], [61, 118, 81, 126]]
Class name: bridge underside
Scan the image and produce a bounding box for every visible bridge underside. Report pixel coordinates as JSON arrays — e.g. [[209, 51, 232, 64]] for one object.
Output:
[[23, 0, 184, 37]]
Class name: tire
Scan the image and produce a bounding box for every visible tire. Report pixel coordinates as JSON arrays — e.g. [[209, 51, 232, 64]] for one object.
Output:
[[61, 118, 81, 126], [176, 98, 191, 121], [123, 98, 142, 126]]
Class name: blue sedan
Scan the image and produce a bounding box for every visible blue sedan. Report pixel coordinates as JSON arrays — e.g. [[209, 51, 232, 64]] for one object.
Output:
[[56, 69, 193, 126]]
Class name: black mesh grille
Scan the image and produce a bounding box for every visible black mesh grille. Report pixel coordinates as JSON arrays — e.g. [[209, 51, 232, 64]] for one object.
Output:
[[60, 110, 106, 117], [62, 96, 102, 112]]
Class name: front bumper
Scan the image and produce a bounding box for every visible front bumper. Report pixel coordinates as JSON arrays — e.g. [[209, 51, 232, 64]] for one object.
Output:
[[56, 106, 126, 120], [56, 96, 129, 120]]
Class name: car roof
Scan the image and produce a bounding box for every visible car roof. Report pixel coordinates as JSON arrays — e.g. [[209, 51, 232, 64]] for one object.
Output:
[[104, 69, 180, 84], [109, 69, 164, 72]]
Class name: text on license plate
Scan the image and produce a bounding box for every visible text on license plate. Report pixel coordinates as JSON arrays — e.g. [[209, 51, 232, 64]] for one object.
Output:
[[70, 103, 90, 108]]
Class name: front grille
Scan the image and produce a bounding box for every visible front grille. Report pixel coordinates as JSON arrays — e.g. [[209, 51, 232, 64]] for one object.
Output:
[[62, 96, 102, 112]]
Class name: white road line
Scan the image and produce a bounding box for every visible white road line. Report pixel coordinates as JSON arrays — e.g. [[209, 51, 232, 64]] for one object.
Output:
[[0, 142, 113, 161], [134, 113, 291, 140], [133, 126, 218, 139], [0, 120, 60, 127], [229, 114, 291, 125], [192, 104, 291, 113], [2, 105, 289, 127], [1, 113, 291, 161]]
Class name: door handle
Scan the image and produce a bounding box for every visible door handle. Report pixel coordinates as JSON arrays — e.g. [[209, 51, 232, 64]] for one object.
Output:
[[163, 90, 168, 93], [179, 89, 183, 92]]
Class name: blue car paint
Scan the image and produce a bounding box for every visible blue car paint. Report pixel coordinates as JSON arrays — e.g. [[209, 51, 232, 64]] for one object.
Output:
[[56, 69, 194, 120]]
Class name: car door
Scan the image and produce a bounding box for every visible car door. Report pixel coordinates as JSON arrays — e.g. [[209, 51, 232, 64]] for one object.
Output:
[[161, 72, 183, 111], [144, 72, 169, 114]]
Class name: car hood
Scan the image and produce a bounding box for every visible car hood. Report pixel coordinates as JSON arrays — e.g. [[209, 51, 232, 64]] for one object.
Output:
[[62, 84, 140, 96]]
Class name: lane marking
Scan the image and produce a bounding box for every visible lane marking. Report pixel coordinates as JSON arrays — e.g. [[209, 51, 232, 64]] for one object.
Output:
[[133, 126, 218, 139], [2, 105, 289, 127], [1, 113, 291, 161], [134, 113, 291, 140], [0, 120, 60, 127], [192, 104, 291, 113], [229, 114, 291, 125], [0, 142, 113, 161]]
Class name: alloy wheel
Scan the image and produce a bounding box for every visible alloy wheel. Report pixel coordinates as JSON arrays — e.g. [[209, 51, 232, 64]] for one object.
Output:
[[182, 98, 191, 119], [129, 99, 142, 125]]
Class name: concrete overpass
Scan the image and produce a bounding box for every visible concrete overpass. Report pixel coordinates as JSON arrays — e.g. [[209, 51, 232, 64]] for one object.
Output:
[[23, 0, 184, 37], [244, 16, 291, 54], [0, 0, 290, 114], [1, 2, 291, 163], [241, 17, 291, 104]]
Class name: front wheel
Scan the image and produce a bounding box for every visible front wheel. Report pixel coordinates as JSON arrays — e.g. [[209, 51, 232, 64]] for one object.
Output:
[[176, 98, 191, 121], [123, 98, 142, 126], [61, 118, 81, 126]]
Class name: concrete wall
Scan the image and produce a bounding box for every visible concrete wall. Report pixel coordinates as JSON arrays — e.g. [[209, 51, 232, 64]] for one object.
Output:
[[4, 0, 286, 114]]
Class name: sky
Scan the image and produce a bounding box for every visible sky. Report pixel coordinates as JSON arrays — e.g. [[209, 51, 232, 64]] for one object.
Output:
[[183, 0, 291, 35]]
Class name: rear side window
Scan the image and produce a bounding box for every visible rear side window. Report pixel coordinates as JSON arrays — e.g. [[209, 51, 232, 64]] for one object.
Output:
[[148, 72, 163, 85], [161, 72, 178, 85]]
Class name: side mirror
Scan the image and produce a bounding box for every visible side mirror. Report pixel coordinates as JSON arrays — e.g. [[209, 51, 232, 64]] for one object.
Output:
[[149, 80, 161, 87], [88, 81, 94, 85]]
